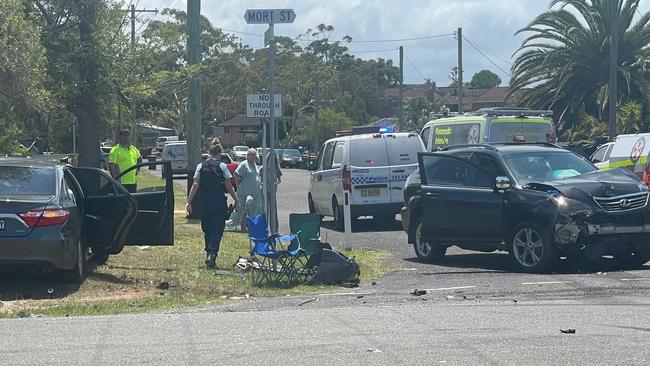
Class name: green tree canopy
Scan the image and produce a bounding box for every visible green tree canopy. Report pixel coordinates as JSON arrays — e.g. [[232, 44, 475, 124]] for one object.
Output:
[[470, 70, 501, 89]]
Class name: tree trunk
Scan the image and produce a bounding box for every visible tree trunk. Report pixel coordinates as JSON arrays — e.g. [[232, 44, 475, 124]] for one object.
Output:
[[74, 1, 100, 167]]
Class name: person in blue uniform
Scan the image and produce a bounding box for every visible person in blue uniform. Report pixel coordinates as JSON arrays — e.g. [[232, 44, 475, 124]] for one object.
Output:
[[186, 139, 239, 268]]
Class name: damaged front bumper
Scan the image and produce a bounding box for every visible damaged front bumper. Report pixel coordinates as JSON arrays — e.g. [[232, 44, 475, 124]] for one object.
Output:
[[555, 220, 650, 247]]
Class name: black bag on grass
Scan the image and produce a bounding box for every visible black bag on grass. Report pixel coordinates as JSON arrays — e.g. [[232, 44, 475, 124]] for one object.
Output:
[[310, 249, 360, 285]]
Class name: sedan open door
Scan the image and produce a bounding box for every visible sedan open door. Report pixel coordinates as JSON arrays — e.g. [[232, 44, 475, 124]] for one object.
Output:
[[116, 161, 174, 246]]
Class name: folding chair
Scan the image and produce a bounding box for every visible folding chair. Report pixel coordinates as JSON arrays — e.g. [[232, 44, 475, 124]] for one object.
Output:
[[246, 215, 303, 287], [288, 213, 322, 284]]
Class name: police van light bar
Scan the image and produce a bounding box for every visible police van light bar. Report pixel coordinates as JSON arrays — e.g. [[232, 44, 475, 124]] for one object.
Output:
[[336, 126, 395, 136]]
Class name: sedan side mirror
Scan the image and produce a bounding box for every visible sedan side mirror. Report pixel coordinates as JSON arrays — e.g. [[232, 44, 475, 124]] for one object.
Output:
[[495, 176, 511, 191]]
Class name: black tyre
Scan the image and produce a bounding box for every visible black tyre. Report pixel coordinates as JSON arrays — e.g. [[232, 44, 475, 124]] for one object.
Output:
[[333, 199, 344, 231], [91, 252, 110, 266], [615, 250, 650, 269], [308, 194, 317, 214], [412, 219, 446, 263], [508, 222, 558, 273], [62, 240, 86, 284]]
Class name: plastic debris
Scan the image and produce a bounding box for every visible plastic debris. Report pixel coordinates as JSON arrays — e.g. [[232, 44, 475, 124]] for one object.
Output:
[[298, 298, 319, 307], [47, 288, 54, 295], [560, 329, 576, 334], [410, 289, 427, 296], [366, 349, 382, 353]]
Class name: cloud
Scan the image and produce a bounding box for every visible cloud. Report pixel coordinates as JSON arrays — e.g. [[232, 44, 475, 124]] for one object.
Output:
[[136, 0, 648, 86]]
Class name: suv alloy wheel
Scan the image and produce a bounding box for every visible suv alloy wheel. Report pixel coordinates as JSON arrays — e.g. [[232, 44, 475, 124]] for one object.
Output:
[[413, 219, 446, 263], [508, 222, 558, 273]]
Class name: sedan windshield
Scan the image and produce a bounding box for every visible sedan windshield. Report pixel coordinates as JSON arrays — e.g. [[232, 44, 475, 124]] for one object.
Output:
[[234, 146, 248, 152], [0, 166, 56, 196], [283, 149, 301, 157], [503, 151, 597, 184]]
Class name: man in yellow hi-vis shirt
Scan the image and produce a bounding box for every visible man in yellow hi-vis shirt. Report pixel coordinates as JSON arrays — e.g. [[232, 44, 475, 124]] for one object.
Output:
[[108, 129, 142, 193]]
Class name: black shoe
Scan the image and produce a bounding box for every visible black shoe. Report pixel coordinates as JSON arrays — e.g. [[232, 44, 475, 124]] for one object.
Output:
[[205, 254, 217, 268]]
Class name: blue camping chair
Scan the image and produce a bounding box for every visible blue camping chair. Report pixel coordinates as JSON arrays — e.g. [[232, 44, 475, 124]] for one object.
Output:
[[246, 215, 304, 287]]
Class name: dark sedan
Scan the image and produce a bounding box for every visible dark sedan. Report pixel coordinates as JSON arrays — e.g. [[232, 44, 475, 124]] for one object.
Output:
[[0, 158, 174, 283]]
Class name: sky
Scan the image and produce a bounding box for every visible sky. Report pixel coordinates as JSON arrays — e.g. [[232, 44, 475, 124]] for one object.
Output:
[[134, 0, 650, 86]]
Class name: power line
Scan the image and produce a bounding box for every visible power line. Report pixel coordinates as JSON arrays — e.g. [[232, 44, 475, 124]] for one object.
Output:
[[462, 35, 513, 66], [404, 54, 428, 82], [294, 33, 454, 44], [349, 47, 398, 54], [462, 35, 511, 78], [218, 28, 264, 38]]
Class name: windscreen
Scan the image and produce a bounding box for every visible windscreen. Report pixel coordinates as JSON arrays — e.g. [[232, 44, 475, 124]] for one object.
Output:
[[283, 149, 301, 157], [234, 146, 248, 152], [503, 152, 597, 184], [489, 119, 553, 143], [0, 166, 56, 196]]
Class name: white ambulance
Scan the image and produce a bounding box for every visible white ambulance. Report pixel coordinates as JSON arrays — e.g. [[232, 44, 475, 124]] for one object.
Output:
[[591, 133, 650, 183], [308, 127, 425, 229]]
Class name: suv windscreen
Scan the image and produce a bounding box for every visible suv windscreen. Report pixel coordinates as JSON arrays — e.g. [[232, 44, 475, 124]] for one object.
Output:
[[503, 151, 596, 184], [283, 149, 301, 157]]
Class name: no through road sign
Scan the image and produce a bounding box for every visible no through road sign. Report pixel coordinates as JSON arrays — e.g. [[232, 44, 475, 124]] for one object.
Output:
[[246, 94, 282, 118]]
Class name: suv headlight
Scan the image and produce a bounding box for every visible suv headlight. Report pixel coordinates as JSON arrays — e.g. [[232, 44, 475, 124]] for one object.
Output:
[[554, 195, 593, 220]]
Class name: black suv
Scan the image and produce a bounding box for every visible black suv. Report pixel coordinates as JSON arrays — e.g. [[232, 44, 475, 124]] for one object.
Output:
[[401, 143, 650, 272]]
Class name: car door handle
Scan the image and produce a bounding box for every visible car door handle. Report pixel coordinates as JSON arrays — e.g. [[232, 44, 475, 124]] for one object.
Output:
[[393, 169, 405, 173], [425, 192, 440, 198], [391, 186, 403, 190]]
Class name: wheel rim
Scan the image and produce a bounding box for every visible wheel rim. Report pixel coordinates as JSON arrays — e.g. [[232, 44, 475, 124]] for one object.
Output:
[[513, 228, 544, 267], [415, 222, 432, 257]]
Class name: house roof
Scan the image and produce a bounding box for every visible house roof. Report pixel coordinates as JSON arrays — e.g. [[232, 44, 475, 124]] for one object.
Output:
[[220, 114, 262, 127]]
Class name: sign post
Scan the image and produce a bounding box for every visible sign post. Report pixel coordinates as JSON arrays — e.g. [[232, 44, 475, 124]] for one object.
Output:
[[245, 9, 295, 233]]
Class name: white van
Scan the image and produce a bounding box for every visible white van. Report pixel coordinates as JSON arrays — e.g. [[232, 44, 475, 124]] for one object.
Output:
[[308, 128, 425, 228], [156, 136, 179, 151], [160, 141, 187, 174], [590, 133, 650, 183]]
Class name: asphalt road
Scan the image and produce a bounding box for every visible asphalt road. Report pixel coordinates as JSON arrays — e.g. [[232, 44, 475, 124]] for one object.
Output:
[[3, 168, 650, 365]]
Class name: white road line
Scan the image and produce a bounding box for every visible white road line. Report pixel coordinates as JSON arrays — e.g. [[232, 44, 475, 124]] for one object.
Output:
[[422, 286, 476, 292], [620, 278, 647, 281], [521, 281, 570, 285]]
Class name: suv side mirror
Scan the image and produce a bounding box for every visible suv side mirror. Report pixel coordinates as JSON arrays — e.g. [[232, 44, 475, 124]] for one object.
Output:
[[495, 176, 511, 191]]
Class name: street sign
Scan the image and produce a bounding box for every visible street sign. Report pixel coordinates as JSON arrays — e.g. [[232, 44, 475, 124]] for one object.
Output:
[[244, 9, 296, 24], [246, 93, 282, 118]]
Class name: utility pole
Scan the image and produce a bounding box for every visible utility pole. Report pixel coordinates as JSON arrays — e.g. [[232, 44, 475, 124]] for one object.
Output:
[[123, 5, 157, 135], [267, 24, 280, 233], [314, 74, 320, 151], [608, 3, 619, 140], [186, 0, 202, 211], [457, 27, 463, 114], [399, 45, 404, 131]]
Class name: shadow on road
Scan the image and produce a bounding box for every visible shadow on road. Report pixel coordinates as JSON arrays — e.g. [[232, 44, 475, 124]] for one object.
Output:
[[321, 217, 404, 233], [403, 253, 650, 275]]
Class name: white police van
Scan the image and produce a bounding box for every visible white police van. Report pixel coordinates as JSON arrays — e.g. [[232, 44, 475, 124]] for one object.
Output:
[[308, 127, 425, 229]]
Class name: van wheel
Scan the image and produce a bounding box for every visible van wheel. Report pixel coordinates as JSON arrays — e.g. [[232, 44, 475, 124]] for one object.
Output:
[[333, 199, 344, 231], [508, 222, 558, 273], [412, 219, 446, 262], [63, 240, 86, 284], [308, 194, 316, 214]]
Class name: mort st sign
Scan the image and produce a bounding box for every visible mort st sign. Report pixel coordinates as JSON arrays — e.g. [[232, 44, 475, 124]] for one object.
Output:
[[244, 9, 296, 24]]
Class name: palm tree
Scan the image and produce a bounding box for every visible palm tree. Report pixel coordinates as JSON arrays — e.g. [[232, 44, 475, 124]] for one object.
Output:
[[508, 0, 650, 132]]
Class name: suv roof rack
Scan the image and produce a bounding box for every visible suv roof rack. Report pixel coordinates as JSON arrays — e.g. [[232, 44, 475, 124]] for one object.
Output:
[[441, 144, 498, 152], [473, 107, 553, 118]]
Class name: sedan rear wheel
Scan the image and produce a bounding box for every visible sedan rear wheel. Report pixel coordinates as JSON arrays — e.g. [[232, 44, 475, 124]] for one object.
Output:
[[509, 222, 557, 273], [413, 220, 446, 263], [63, 240, 86, 284]]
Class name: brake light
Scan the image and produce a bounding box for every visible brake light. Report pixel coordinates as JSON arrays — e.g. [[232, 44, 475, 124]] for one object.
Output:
[[342, 168, 352, 191], [643, 170, 650, 186], [372, 133, 382, 138], [19, 210, 70, 228]]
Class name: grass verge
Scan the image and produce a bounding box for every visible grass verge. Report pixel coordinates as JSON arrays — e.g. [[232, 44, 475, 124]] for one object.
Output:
[[0, 171, 391, 318]]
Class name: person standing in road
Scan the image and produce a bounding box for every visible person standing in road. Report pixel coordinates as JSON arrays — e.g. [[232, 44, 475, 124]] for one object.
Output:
[[227, 148, 264, 231], [186, 139, 239, 268], [108, 129, 142, 193]]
